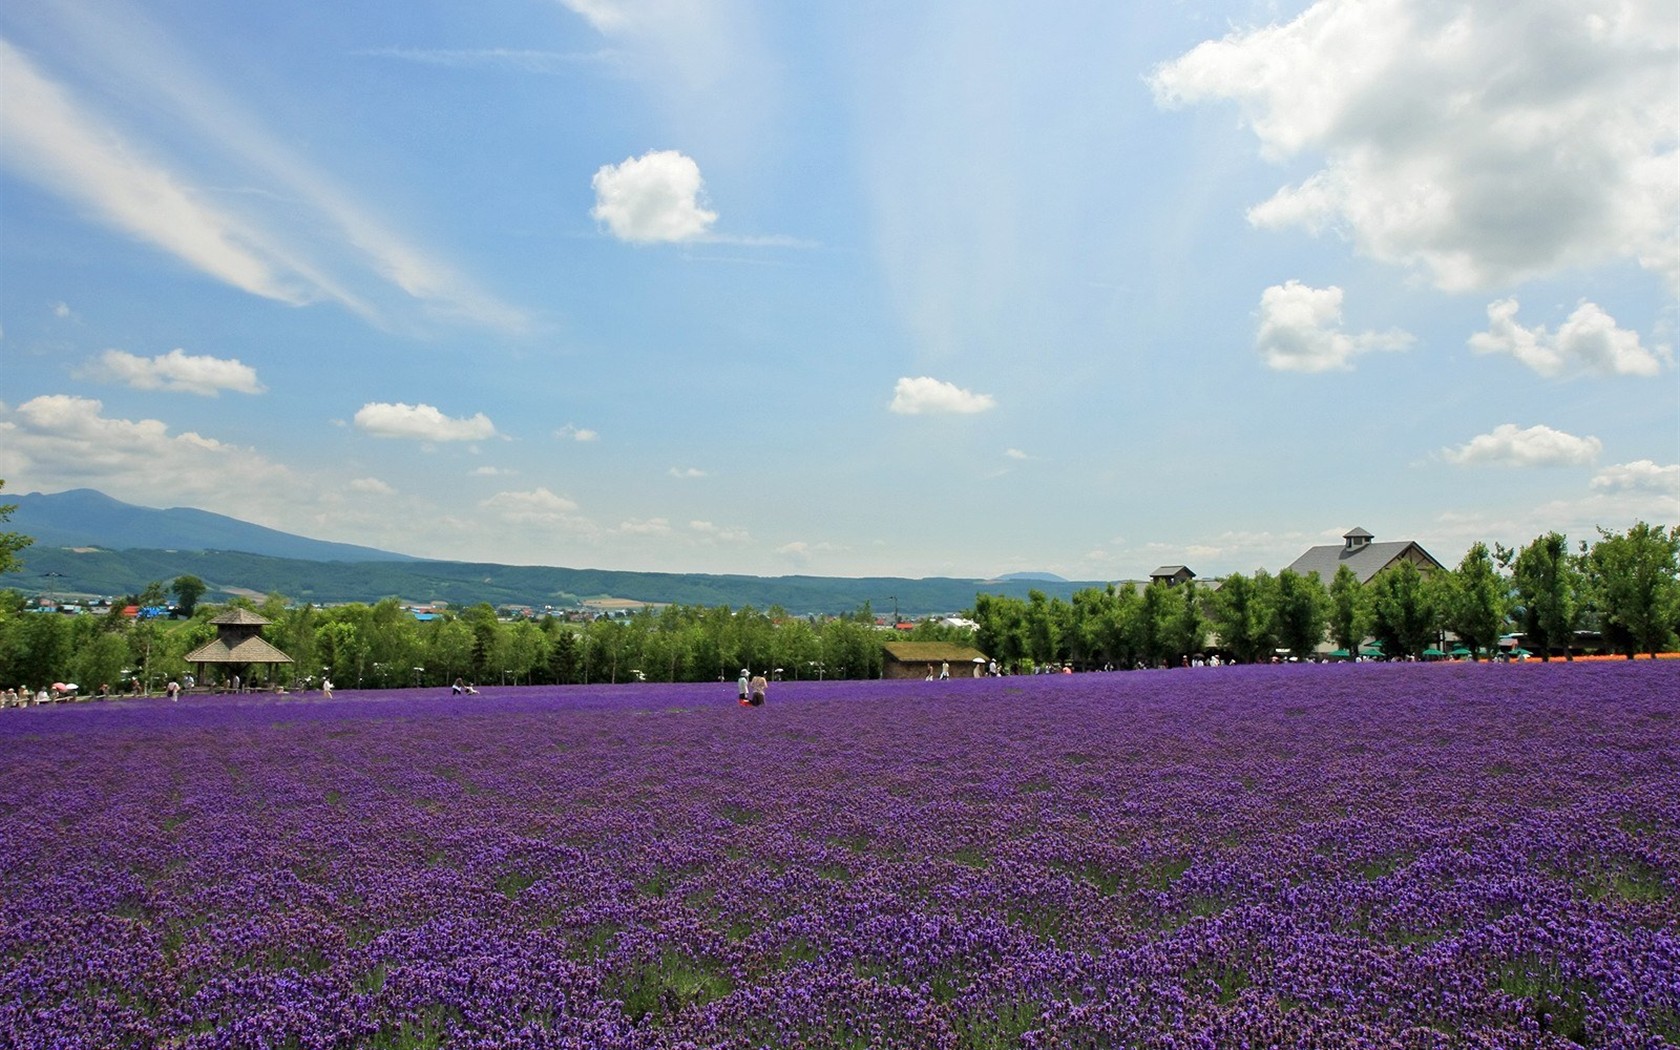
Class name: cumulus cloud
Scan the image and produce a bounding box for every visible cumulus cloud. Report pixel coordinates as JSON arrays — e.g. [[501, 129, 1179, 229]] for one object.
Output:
[[1255, 281, 1413, 372], [554, 423, 600, 442], [888, 376, 997, 415], [0, 394, 295, 505], [668, 466, 706, 478], [79, 348, 266, 396], [1591, 460, 1680, 493], [1150, 0, 1680, 291], [347, 477, 396, 496], [1004, 448, 1030, 460], [690, 520, 750, 543], [353, 402, 496, 442], [479, 487, 585, 525], [1442, 423, 1603, 467], [1470, 299, 1669, 378], [591, 149, 717, 243]]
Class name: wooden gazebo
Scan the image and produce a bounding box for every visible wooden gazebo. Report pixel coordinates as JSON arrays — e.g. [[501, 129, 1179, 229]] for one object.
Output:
[[183, 608, 293, 690]]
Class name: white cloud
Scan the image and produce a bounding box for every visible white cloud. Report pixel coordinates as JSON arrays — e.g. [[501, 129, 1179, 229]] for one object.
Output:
[[689, 520, 750, 543], [668, 466, 706, 478], [554, 423, 600, 442], [0, 38, 308, 305], [479, 487, 586, 526], [1442, 423, 1603, 467], [353, 402, 497, 442], [52, 302, 74, 319], [1591, 460, 1680, 493], [888, 376, 997, 415], [1470, 299, 1669, 378], [353, 46, 613, 73], [0, 394, 295, 506], [558, 0, 632, 33], [1150, 0, 1680, 292], [1255, 281, 1413, 372], [79, 348, 266, 396], [470, 465, 515, 477], [0, 25, 525, 331], [348, 477, 396, 496], [1004, 448, 1030, 460], [616, 517, 674, 536], [591, 150, 717, 243]]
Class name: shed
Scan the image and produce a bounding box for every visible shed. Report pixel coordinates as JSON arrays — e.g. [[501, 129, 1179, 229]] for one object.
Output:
[[882, 641, 988, 680]]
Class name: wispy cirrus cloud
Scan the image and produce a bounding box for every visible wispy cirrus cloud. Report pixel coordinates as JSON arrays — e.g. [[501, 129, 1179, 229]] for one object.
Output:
[[352, 46, 617, 73], [0, 13, 527, 332], [77, 348, 266, 396]]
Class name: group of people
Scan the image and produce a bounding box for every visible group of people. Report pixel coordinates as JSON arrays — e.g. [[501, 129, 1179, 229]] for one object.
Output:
[[736, 668, 768, 707]]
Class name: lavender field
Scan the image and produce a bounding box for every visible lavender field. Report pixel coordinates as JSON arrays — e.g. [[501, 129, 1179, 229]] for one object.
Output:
[[3, 663, 1677, 1049]]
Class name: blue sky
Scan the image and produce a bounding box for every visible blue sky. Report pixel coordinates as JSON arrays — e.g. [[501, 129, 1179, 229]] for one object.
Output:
[[2, 0, 1676, 580]]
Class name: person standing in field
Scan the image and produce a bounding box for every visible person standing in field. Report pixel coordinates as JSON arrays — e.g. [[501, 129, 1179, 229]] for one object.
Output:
[[748, 672, 767, 707], [321, 677, 333, 698], [737, 668, 751, 706]]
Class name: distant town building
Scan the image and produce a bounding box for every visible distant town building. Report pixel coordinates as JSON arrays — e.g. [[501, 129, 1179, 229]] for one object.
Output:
[[1285, 527, 1444, 584], [1149, 565, 1196, 587]]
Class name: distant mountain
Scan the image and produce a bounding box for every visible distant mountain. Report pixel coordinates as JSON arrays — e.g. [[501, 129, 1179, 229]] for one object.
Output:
[[7, 489, 1111, 615], [992, 571, 1069, 583], [8, 489, 416, 563]]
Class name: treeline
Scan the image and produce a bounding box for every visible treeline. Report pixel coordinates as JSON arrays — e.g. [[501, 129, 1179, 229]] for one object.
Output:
[[0, 522, 1674, 692], [972, 523, 1680, 668], [0, 588, 977, 693]]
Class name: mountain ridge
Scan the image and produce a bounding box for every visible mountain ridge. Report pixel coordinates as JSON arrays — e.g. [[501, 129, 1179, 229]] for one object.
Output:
[[7, 490, 1108, 616]]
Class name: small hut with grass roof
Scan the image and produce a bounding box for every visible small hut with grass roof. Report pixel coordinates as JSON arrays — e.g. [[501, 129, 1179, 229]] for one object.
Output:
[[881, 640, 989, 680], [183, 608, 294, 690]]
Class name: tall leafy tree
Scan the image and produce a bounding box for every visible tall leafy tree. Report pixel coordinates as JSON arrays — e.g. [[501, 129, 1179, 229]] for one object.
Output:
[[1438, 541, 1508, 659], [1327, 564, 1367, 656], [1368, 561, 1436, 659], [0, 480, 32, 576], [171, 575, 208, 618], [1209, 571, 1273, 663], [1511, 531, 1582, 661], [1271, 569, 1329, 659], [1584, 521, 1680, 658]]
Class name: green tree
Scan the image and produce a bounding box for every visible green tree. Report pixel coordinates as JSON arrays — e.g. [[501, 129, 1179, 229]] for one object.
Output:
[[1438, 541, 1508, 659], [1327, 564, 1368, 656], [1511, 531, 1582, 661], [171, 575, 208, 618], [1024, 590, 1062, 667], [1584, 521, 1680, 658], [0, 480, 33, 576], [1271, 569, 1329, 659], [1368, 561, 1435, 660], [1209, 571, 1273, 663]]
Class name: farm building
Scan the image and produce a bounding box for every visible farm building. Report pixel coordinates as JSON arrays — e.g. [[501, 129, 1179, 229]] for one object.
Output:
[[881, 641, 989, 680], [1285, 527, 1445, 584]]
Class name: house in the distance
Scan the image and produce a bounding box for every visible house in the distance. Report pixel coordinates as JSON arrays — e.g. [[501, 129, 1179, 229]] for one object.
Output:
[[1150, 565, 1196, 587], [1285, 527, 1445, 584]]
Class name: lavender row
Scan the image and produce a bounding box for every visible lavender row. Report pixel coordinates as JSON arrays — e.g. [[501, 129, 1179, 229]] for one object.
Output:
[[2, 662, 1676, 1048]]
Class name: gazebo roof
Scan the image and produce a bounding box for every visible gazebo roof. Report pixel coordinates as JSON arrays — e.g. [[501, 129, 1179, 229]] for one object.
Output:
[[184, 635, 294, 665], [208, 608, 273, 626]]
